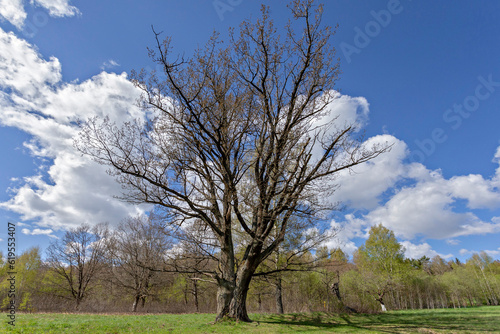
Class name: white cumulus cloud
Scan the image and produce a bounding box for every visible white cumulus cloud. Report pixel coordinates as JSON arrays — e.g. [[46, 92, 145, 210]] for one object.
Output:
[[323, 133, 500, 255], [460, 247, 500, 257], [101, 59, 120, 70], [366, 165, 500, 239], [0, 0, 26, 29], [323, 218, 363, 257], [0, 0, 78, 29], [21, 227, 58, 238], [400, 240, 453, 260], [31, 0, 79, 18], [330, 135, 408, 210], [0, 27, 148, 230]]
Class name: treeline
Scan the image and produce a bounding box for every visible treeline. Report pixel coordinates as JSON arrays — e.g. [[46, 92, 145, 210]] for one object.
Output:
[[1, 220, 499, 314]]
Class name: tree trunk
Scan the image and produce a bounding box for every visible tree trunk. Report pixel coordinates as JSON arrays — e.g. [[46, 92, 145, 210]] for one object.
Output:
[[215, 233, 236, 321], [377, 290, 387, 312], [227, 243, 262, 322], [216, 280, 233, 319], [132, 295, 140, 312], [75, 298, 81, 311], [228, 269, 253, 322], [479, 266, 498, 305], [275, 277, 284, 314], [193, 279, 199, 313], [332, 282, 342, 301]]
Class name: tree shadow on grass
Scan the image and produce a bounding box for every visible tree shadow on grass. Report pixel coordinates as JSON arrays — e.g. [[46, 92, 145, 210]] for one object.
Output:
[[372, 309, 500, 333], [258, 312, 399, 333], [256, 308, 500, 333]]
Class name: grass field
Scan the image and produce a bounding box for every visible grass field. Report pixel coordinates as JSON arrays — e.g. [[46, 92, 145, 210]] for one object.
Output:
[[2, 306, 499, 333]]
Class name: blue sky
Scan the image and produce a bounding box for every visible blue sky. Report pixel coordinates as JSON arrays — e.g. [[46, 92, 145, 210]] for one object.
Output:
[[1, 0, 500, 261]]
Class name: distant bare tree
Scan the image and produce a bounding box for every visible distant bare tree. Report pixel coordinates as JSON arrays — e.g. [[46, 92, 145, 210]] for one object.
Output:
[[254, 217, 337, 314], [106, 215, 172, 312], [76, 0, 388, 321], [46, 223, 109, 310]]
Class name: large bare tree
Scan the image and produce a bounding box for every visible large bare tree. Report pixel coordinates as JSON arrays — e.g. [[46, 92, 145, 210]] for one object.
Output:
[[76, 0, 388, 321]]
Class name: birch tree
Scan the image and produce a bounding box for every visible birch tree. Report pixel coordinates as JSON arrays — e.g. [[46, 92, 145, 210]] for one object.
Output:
[[354, 224, 406, 312]]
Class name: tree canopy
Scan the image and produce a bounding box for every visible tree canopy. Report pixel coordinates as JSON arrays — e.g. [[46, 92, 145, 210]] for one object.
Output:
[[75, 0, 388, 321]]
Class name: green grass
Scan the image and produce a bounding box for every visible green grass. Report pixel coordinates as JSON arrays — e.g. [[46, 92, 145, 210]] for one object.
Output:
[[2, 306, 499, 333]]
